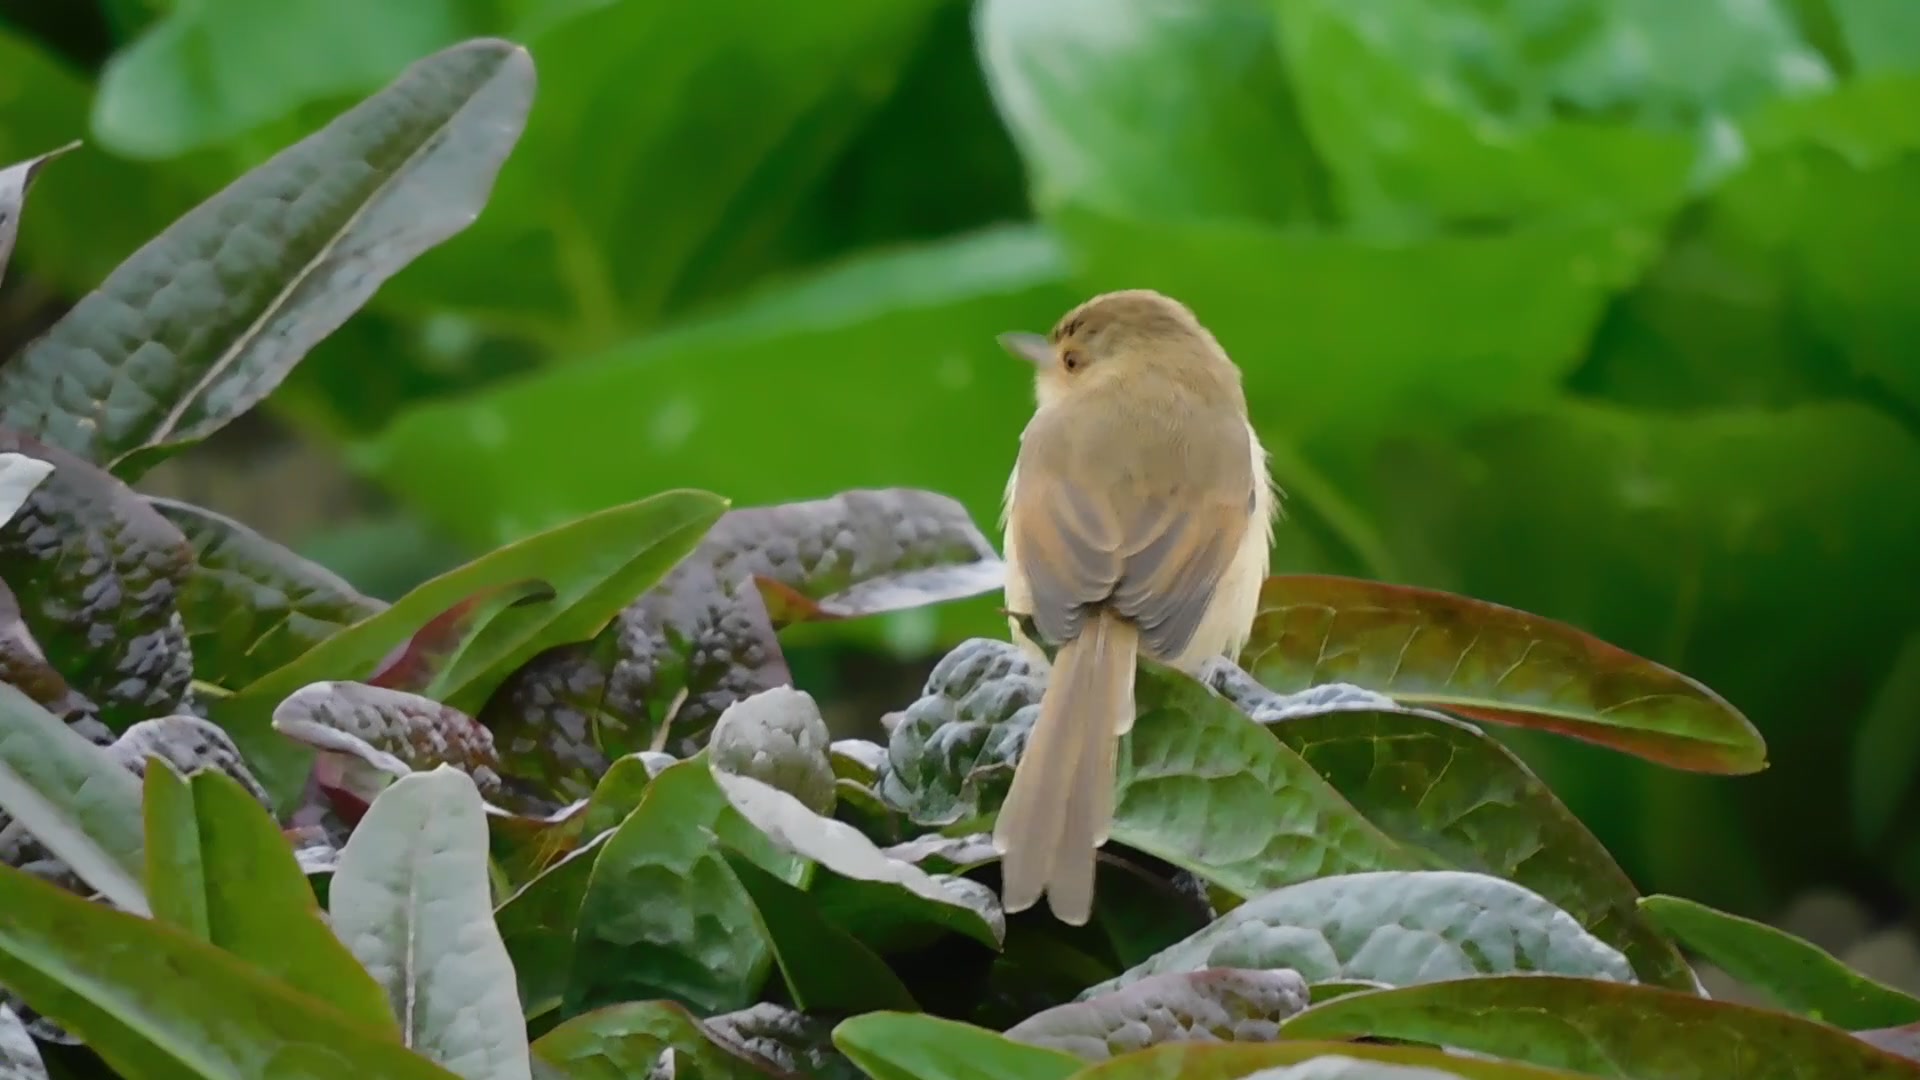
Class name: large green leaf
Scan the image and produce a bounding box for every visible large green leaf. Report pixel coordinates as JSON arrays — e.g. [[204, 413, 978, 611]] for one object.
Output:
[[1004, 969, 1311, 1060], [0, 432, 195, 728], [1259, 702, 1693, 990], [722, 852, 919, 1014], [496, 833, 604, 1023], [1283, 975, 1920, 1079], [0, 861, 462, 1079], [1270, 0, 1828, 227], [1064, 1042, 1594, 1080], [1241, 574, 1764, 773], [0, 38, 534, 476], [211, 488, 725, 806], [331, 767, 531, 1080], [831, 1013, 1081, 1080], [1086, 871, 1633, 996], [150, 497, 387, 690], [1638, 893, 1920, 1028], [975, 0, 1327, 224], [532, 1000, 786, 1080], [363, 226, 1075, 550], [92, 0, 474, 160], [140, 766, 395, 1032], [0, 682, 147, 914]]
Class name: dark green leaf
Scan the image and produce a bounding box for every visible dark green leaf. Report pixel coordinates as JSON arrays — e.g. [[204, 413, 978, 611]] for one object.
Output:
[[272, 680, 504, 820], [1639, 893, 1920, 1028], [1283, 975, 1920, 1079], [366, 579, 557, 696], [0, 39, 535, 475], [976, 0, 1326, 224], [0, 861, 463, 1079], [831, 1012, 1080, 1080], [0, 144, 76, 291], [0, 682, 146, 913], [0, 431, 194, 729], [704, 1004, 863, 1080], [1241, 574, 1766, 773], [710, 686, 838, 816], [1089, 871, 1633, 996], [141, 766, 396, 1033], [212, 488, 725, 807], [1235, 683, 1694, 990], [484, 489, 989, 804], [149, 496, 387, 690], [497, 834, 605, 1023], [331, 767, 530, 1079], [1005, 969, 1310, 1060], [1854, 633, 1920, 850], [564, 758, 792, 1017], [723, 849, 919, 1013], [1064, 1042, 1592, 1080], [531, 1000, 784, 1080], [0, 580, 103, 736]]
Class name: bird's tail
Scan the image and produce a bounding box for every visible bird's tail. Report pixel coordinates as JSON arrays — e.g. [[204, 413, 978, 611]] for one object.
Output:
[[992, 609, 1138, 925]]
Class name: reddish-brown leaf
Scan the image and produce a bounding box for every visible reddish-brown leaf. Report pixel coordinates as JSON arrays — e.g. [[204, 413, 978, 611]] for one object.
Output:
[[366, 578, 554, 694]]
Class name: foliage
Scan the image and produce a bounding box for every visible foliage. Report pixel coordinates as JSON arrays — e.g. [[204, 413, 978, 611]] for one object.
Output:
[[0, 14, 1917, 1080]]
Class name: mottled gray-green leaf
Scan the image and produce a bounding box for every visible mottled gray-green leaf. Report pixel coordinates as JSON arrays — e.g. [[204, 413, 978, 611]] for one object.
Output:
[[532, 1000, 785, 1080], [1087, 871, 1634, 998], [109, 715, 272, 810], [0, 431, 193, 728], [331, 767, 531, 1080], [705, 1004, 862, 1080], [0, 455, 52, 533], [484, 489, 996, 805], [274, 681, 503, 813], [0, 40, 535, 476], [0, 1001, 47, 1080], [1007, 969, 1311, 1061], [0, 580, 105, 736], [150, 496, 385, 689], [710, 686, 836, 816]]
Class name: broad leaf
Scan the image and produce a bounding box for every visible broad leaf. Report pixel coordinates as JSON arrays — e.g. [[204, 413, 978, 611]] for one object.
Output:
[[273, 680, 505, 821], [0, 861, 463, 1079], [1087, 871, 1634, 996], [1066, 1042, 1593, 1080], [1638, 893, 1920, 1028], [1005, 969, 1310, 1060], [150, 496, 386, 689], [532, 1000, 786, 1080], [831, 1013, 1080, 1080], [0, 580, 105, 737], [723, 852, 919, 1014], [703, 1004, 863, 1080], [0, 432, 194, 728], [0, 682, 146, 913], [0, 38, 535, 475], [486, 489, 994, 802], [331, 767, 531, 1080], [0, 455, 52, 532], [1283, 975, 1920, 1079], [213, 488, 725, 806], [0, 144, 75, 291], [141, 766, 396, 1032], [367, 579, 556, 696], [107, 715, 273, 810], [709, 686, 837, 816], [1240, 574, 1767, 774], [496, 834, 605, 1023]]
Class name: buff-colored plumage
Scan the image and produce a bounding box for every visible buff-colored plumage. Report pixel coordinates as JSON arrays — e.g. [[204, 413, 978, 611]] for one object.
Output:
[[993, 289, 1277, 925]]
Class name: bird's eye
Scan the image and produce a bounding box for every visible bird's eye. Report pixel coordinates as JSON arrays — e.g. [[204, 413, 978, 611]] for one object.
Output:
[[1061, 349, 1083, 372]]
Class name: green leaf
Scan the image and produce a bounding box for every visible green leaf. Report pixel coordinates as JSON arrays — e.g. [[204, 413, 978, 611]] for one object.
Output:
[[0, 1002, 47, 1079], [363, 227, 1076, 551], [879, 639, 1415, 897], [0, 861, 463, 1079], [1853, 633, 1920, 850], [0, 38, 535, 475], [366, 580, 557, 697], [141, 766, 397, 1033], [709, 686, 838, 816], [703, 1004, 864, 1080], [532, 1000, 786, 1080], [1833, 0, 1920, 75], [1247, 690, 1694, 990], [723, 850, 919, 1013], [92, 0, 473, 159], [1282, 974, 1920, 1079], [1004, 969, 1310, 1060], [149, 496, 388, 690], [975, 0, 1327, 224], [564, 759, 788, 1017], [832, 1012, 1081, 1080], [0, 681, 147, 914], [482, 488, 998, 803], [1638, 893, 1920, 1028], [0, 144, 76, 290], [496, 833, 605, 1024], [213, 488, 726, 807], [0, 432, 194, 729], [331, 766, 531, 1080], [1271, 0, 1827, 227], [1242, 573, 1766, 773], [1062, 1042, 1594, 1080], [1089, 871, 1633, 996]]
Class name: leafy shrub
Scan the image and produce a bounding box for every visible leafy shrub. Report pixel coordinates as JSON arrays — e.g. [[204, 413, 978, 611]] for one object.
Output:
[[0, 34, 1917, 1080]]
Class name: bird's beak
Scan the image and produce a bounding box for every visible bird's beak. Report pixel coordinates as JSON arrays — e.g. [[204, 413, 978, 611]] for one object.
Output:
[[997, 331, 1054, 369]]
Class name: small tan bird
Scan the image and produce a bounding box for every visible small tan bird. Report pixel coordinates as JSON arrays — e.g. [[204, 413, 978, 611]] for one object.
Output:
[[993, 289, 1278, 925]]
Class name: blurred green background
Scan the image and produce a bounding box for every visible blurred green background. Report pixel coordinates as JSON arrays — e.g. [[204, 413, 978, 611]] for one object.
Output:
[[2, 0, 1917, 967]]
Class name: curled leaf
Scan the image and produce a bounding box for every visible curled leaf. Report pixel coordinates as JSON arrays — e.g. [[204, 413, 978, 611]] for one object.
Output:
[[1240, 575, 1766, 774], [272, 681, 504, 822], [532, 1000, 788, 1080], [711, 687, 837, 816], [705, 1004, 861, 1080], [109, 716, 272, 811], [1006, 968, 1312, 1060]]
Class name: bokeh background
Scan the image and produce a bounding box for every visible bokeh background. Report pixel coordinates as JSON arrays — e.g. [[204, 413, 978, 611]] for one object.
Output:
[[2, 0, 1917, 984]]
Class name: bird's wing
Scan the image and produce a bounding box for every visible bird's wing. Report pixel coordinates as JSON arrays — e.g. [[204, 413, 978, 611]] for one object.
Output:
[[1008, 412, 1254, 659]]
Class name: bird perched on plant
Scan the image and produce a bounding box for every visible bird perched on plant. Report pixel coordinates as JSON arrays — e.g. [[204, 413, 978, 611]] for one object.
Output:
[[993, 288, 1277, 925]]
